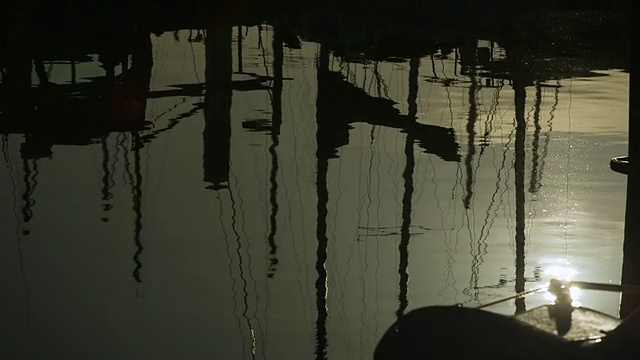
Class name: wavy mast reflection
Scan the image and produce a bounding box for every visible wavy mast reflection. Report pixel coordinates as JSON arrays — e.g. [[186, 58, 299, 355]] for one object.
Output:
[[314, 45, 330, 360], [215, 188, 247, 357], [461, 39, 478, 211], [397, 57, 419, 318], [512, 58, 528, 314], [460, 38, 485, 303], [100, 136, 115, 221], [464, 43, 554, 307], [207, 22, 262, 359], [3, 135, 31, 324], [534, 81, 559, 196], [440, 59, 462, 300], [131, 133, 144, 288], [20, 156, 38, 229], [530, 81, 542, 194], [318, 42, 461, 322], [266, 27, 283, 278], [127, 28, 153, 289]]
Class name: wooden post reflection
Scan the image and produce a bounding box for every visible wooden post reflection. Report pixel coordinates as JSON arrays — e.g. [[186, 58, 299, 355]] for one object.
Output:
[[203, 22, 232, 190]]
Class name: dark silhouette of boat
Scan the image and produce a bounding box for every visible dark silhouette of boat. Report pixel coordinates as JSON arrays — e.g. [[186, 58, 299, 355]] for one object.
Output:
[[374, 295, 638, 360]]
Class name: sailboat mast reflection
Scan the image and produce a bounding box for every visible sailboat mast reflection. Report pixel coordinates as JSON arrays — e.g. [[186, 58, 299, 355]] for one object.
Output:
[[461, 39, 478, 210], [100, 135, 114, 221], [397, 57, 419, 318], [3, 135, 32, 323], [513, 72, 527, 314], [314, 45, 330, 360], [267, 27, 283, 278], [19, 156, 38, 228], [530, 81, 542, 194], [131, 133, 144, 285], [125, 28, 153, 287], [461, 40, 484, 302], [206, 23, 261, 358]]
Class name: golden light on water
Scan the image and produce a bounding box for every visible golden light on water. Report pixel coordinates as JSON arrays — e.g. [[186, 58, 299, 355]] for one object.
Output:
[[543, 286, 583, 307], [540, 259, 582, 306], [544, 266, 577, 280]]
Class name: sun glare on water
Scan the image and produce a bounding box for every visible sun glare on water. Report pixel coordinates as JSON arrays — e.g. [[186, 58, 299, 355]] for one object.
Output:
[[540, 259, 582, 306]]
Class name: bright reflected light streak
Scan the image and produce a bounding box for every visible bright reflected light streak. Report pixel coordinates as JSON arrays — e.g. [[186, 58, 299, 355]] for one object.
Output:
[[543, 285, 582, 307], [539, 258, 581, 306], [251, 328, 256, 355], [542, 264, 578, 281]]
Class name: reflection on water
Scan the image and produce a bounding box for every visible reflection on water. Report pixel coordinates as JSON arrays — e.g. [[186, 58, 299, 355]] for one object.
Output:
[[0, 8, 632, 359]]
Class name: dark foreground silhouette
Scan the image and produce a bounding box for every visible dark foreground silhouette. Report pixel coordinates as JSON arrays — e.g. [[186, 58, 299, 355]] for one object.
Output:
[[375, 305, 640, 360]]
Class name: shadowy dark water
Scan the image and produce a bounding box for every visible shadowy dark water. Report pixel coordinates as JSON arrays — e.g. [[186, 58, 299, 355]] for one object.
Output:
[[0, 7, 633, 359]]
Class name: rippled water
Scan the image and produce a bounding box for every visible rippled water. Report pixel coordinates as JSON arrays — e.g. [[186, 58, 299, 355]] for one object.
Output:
[[0, 25, 630, 359]]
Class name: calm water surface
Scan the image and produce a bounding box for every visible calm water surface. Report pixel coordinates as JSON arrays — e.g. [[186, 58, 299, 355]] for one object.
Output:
[[0, 26, 630, 359]]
